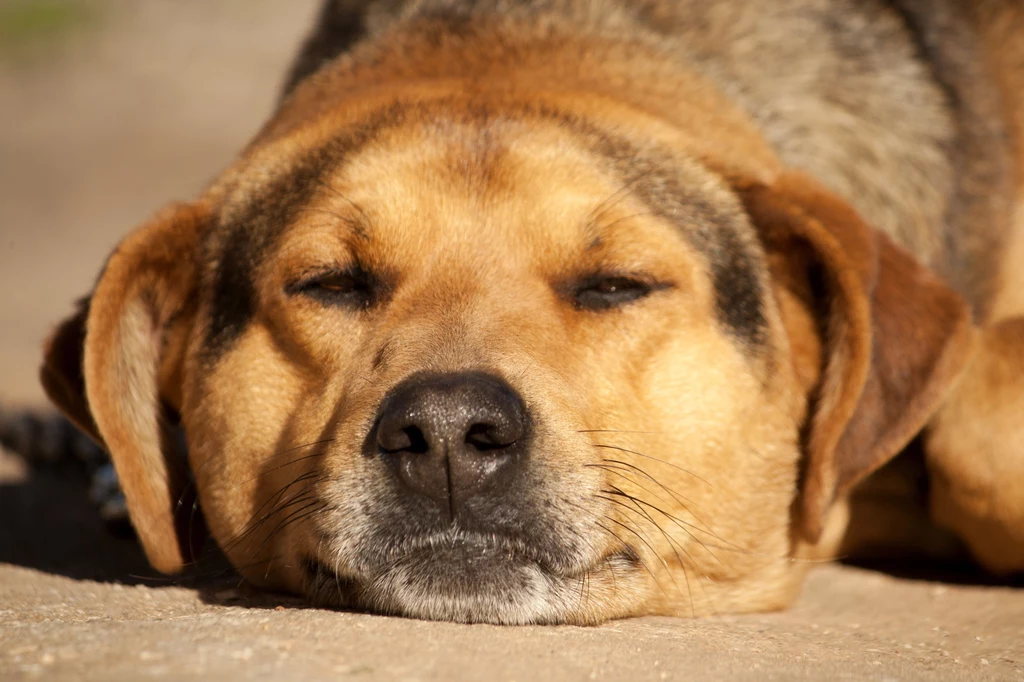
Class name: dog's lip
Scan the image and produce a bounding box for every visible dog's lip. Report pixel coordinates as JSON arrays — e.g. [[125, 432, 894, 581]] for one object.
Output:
[[381, 529, 553, 563], [602, 545, 642, 570], [304, 531, 640, 588], [369, 528, 575, 575]]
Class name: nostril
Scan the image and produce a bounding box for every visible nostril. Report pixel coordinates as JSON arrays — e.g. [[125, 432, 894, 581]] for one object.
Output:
[[464, 422, 517, 451], [404, 427, 429, 454], [378, 424, 430, 454]]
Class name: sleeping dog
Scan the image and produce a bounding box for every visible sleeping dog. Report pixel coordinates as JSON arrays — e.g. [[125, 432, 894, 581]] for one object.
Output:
[[40, 0, 1024, 624]]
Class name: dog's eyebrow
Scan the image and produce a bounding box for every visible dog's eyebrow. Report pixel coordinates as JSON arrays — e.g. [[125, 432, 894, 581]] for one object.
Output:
[[205, 159, 324, 360], [203, 109, 404, 363], [306, 176, 375, 243], [572, 125, 769, 350]]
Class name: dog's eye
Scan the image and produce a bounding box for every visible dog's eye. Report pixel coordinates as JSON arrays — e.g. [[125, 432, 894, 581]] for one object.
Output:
[[288, 268, 374, 308], [573, 276, 654, 311]]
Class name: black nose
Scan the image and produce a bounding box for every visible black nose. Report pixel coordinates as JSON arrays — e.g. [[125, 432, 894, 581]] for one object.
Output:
[[374, 372, 529, 522]]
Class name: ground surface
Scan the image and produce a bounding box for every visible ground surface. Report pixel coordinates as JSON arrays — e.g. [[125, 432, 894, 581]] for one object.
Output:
[[1, 2, 1023, 680]]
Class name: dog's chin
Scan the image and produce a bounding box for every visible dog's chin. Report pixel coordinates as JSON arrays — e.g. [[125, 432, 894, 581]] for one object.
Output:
[[305, 531, 595, 624]]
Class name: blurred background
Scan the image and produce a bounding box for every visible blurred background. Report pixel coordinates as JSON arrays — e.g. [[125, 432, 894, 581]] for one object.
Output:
[[0, 0, 320, 579], [0, 0, 321, 408]]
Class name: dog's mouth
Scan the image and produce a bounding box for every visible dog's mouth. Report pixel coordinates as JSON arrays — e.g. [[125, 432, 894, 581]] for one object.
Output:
[[303, 530, 640, 624]]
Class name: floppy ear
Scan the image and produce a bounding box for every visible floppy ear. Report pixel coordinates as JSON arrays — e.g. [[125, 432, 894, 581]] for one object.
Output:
[[41, 202, 210, 573], [41, 298, 104, 447], [737, 172, 975, 543]]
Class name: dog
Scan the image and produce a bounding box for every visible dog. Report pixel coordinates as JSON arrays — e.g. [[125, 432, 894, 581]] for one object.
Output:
[[38, 0, 1024, 624]]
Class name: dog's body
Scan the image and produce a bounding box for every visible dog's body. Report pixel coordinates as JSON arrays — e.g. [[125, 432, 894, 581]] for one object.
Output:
[[39, 0, 1024, 624]]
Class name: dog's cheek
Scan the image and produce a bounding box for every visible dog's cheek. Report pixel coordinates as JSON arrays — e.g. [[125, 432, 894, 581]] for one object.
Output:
[[183, 324, 320, 592], [624, 317, 806, 613]]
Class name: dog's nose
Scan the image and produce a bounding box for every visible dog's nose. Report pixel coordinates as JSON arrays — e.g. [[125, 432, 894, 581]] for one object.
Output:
[[374, 372, 529, 522]]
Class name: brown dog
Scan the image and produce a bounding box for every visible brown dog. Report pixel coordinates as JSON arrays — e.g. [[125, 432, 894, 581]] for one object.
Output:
[[40, 0, 1024, 624]]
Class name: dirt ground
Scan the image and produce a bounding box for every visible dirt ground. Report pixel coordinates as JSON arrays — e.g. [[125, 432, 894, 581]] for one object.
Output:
[[1, 3, 1023, 680]]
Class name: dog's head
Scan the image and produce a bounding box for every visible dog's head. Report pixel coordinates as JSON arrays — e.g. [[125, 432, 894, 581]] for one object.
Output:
[[42, 91, 972, 624]]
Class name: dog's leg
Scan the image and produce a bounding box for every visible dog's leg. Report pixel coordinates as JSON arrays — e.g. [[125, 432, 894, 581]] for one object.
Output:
[[930, 1, 1024, 573], [925, 314, 1024, 574]]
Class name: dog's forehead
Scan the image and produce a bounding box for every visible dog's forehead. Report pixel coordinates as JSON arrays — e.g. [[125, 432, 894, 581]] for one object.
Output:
[[200, 100, 770, 362]]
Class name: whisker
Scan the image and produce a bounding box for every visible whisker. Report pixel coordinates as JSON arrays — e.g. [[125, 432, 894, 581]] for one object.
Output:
[[593, 460, 776, 559], [584, 174, 648, 230], [589, 460, 727, 544], [311, 176, 374, 227], [591, 443, 719, 492], [610, 488, 728, 569], [588, 459, 698, 507], [250, 501, 328, 575], [222, 489, 319, 556], [221, 472, 323, 554], [223, 450, 330, 497], [598, 514, 677, 599], [595, 211, 660, 233], [176, 439, 334, 517], [598, 490, 697, 616], [588, 457, 829, 566], [559, 498, 648, 599]]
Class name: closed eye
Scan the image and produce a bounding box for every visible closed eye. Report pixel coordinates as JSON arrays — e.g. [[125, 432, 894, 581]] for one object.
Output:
[[286, 266, 377, 309], [571, 274, 670, 311]]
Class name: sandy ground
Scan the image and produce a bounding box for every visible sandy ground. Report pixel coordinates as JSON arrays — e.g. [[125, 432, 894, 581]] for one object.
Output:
[[1, 3, 1023, 680]]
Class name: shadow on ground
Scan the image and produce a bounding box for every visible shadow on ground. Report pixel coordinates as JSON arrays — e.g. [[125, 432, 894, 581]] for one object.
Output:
[[0, 460, 153, 583], [842, 557, 1024, 588], [0, 451, 317, 614]]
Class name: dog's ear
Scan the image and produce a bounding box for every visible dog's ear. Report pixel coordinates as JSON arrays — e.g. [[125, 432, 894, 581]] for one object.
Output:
[[41, 298, 104, 447], [41, 202, 209, 573], [737, 172, 975, 543]]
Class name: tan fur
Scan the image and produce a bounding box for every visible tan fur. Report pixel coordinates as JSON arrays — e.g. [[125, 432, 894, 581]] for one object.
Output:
[[41, 0, 1024, 623]]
